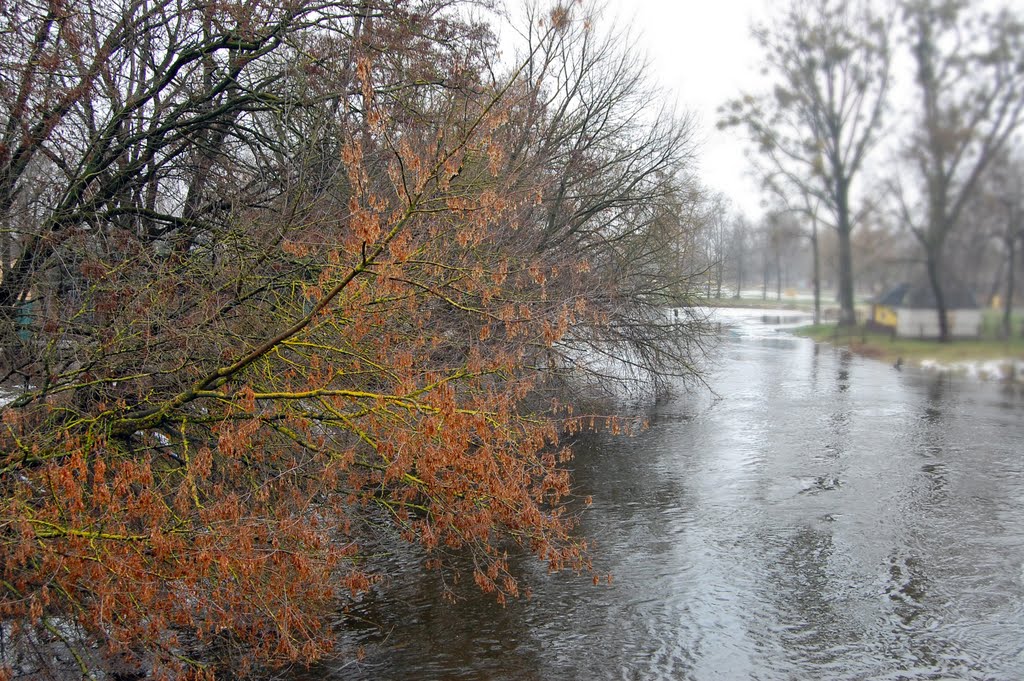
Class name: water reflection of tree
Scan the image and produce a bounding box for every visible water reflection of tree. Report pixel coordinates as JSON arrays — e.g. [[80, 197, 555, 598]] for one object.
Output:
[[921, 375, 948, 426], [761, 526, 864, 672], [875, 548, 958, 677], [302, 545, 545, 681], [867, 373, 981, 679], [819, 350, 852, 460], [836, 349, 852, 393], [917, 376, 953, 499]]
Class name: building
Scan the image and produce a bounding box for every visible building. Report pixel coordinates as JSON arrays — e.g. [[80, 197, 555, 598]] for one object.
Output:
[[870, 279, 981, 339]]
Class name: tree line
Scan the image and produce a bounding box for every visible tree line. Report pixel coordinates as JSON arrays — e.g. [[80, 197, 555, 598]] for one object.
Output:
[[0, 1, 718, 677], [720, 0, 1024, 340]]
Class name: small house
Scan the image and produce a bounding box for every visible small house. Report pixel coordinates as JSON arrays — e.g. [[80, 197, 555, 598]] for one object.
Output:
[[870, 279, 981, 339]]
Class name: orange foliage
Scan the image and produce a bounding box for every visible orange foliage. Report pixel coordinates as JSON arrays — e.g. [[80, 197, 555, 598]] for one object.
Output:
[[0, 2, 610, 677], [0, 0, 706, 676]]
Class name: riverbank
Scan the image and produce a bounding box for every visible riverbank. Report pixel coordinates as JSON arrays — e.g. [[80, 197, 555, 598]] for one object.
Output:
[[793, 323, 1024, 380]]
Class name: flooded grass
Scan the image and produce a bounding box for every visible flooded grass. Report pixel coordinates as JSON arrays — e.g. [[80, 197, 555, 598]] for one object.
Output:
[[793, 322, 1024, 367]]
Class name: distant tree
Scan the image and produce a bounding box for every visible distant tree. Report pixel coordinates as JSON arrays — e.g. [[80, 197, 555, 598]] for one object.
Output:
[[891, 0, 1024, 341], [968, 149, 1024, 337], [761, 211, 804, 301], [805, 199, 824, 324], [698, 193, 731, 299], [729, 214, 752, 299], [720, 0, 892, 325], [849, 211, 914, 296], [764, 180, 825, 323]]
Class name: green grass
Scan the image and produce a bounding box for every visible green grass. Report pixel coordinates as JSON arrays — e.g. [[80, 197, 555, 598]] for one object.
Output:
[[980, 308, 1024, 338], [793, 322, 1024, 366]]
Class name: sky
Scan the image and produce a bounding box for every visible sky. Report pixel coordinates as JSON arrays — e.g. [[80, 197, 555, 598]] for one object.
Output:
[[600, 0, 773, 219]]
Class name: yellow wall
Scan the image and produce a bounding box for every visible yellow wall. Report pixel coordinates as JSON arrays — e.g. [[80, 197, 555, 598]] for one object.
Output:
[[873, 305, 897, 328]]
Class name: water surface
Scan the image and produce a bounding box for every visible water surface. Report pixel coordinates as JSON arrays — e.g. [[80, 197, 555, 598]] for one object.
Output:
[[309, 309, 1024, 680]]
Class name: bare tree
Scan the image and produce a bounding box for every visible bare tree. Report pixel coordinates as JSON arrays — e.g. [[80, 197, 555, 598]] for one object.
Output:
[[508, 3, 709, 395], [764, 182, 826, 323], [720, 0, 892, 325], [806, 199, 823, 324], [991, 170, 1022, 339], [968, 149, 1024, 338], [893, 0, 1024, 341], [0, 2, 714, 676], [761, 211, 804, 302], [707, 194, 731, 299], [729, 214, 752, 299]]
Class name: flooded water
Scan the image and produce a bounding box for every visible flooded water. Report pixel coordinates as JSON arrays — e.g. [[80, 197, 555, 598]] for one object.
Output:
[[307, 309, 1024, 680]]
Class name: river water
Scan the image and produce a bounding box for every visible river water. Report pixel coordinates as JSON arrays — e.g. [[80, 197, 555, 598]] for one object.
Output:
[[309, 308, 1024, 680]]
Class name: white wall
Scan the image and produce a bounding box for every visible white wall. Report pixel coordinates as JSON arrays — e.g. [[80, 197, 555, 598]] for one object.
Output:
[[895, 308, 982, 339]]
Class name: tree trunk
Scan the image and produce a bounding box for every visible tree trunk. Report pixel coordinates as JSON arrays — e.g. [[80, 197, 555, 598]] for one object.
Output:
[[811, 221, 821, 325], [1004, 234, 1016, 339], [762, 260, 768, 301], [835, 188, 856, 326], [986, 256, 1006, 308], [734, 247, 743, 298], [775, 250, 782, 301], [925, 251, 950, 342]]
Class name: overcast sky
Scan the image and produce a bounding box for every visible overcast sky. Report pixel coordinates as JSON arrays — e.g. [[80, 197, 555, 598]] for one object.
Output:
[[601, 0, 773, 219]]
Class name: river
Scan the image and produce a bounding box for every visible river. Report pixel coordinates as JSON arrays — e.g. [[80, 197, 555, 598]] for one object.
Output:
[[305, 308, 1024, 680]]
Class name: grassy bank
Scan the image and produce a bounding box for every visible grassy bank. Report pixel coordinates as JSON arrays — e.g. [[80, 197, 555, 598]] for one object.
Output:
[[793, 322, 1024, 366]]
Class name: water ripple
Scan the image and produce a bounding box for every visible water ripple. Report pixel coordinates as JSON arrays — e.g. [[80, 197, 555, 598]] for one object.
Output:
[[298, 312, 1024, 681]]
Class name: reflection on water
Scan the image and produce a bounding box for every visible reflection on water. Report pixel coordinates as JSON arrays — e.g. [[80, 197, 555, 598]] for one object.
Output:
[[302, 310, 1024, 681]]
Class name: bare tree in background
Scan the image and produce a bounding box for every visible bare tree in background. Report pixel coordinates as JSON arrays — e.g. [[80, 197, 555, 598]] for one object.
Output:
[[764, 177, 825, 323], [708, 194, 731, 299], [729, 214, 752, 299], [969, 149, 1024, 338], [892, 0, 1024, 341], [720, 0, 892, 326]]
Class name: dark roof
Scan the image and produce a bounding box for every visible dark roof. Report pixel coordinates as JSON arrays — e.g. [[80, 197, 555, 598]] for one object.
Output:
[[877, 282, 910, 307], [875, 279, 978, 309]]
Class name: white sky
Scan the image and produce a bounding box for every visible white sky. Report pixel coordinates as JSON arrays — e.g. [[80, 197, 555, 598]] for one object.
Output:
[[601, 0, 773, 219]]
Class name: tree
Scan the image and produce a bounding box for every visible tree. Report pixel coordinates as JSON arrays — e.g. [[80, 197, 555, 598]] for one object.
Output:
[[702, 193, 730, 299], [729, 214, 752, 299], [0, 1, 710, 677], [763, 181, 826, 323], [967, 149, 1024, 338], [761, 211, 804, 301], [508, 3, 710, 397], [892, 0, 1024, 341], [720, 0, 892, 325], [986, 164, 1022, 339], [805, 198, 824, 325]]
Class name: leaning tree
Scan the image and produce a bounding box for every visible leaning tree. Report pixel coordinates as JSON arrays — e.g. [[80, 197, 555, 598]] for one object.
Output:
[[0, 1, 709, 677]]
